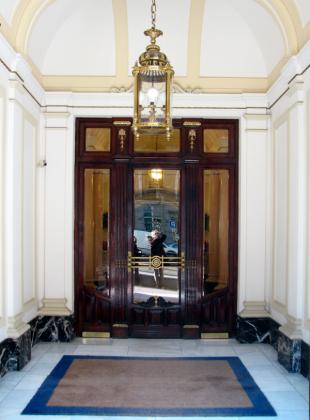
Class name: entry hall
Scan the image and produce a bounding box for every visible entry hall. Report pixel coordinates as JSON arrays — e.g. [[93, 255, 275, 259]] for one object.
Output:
[[0, 0, 309, 418]]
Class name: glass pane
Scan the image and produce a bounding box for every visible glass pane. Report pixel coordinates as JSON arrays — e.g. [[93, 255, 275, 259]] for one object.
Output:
[[134, 129, 180, 152], [85, 128, 111, 152], [84, 169, 110, 295], [203, 170, 229, 295], [204, 129, 229, 153], [133, 169, 180, 303]]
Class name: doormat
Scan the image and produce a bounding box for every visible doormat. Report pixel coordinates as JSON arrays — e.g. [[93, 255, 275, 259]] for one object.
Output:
[[22, 356, 276, 417]]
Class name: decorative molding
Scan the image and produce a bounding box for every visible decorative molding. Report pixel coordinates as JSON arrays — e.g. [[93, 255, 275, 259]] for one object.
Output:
[[238, 301, 270, 318], [110, 83, 203, 94], [172, 83, 202, 94], [118, 128, 126, 152], [243, 114, 270, 120], [37, 298, 72, 316], [113, 121, 131, 126], [7, 312, 30, 339], [42, 112, 70, 119], [45, 127, 68, 130], [110, 86, 134, 93], [279, 314, 303, 340], [286, 82, 304, 97], [245, 129, 268, 132], [183, 122, 201, 127], [8, 80, 26, 95]]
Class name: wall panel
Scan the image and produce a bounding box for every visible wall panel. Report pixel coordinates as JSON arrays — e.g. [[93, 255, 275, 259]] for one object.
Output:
[[0, 87, 5, 328], [273, 120, 288, 309], [22, 117, 36, 309]]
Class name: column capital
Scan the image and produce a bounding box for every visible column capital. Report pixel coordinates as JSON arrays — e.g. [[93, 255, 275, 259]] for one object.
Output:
[[286, 81, 304, 108], [43, 112, 71, 130], [243, 114, 270, 131]]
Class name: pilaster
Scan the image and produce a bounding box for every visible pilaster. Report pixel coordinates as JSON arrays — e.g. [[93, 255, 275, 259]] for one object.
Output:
[[38, 112, 72, 316], [279, 80, 306, 339], [5, 81, 29, 335], [239, 113, 270, 318]]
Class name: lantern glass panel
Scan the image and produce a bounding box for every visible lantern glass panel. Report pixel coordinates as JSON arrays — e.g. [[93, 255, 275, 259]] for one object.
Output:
[[138, 69, 171, 133]]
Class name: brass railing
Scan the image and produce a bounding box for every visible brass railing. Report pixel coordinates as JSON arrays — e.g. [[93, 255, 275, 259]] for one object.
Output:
[[127, 251, 185, 273]]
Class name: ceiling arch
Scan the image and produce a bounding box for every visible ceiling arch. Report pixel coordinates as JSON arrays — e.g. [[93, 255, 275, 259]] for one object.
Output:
[[0, 0, 308, 93]]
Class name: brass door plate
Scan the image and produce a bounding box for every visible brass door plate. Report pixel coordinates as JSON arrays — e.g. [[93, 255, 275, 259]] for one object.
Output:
[[201, 333, 229, 339], [82, 332, 110, 338]]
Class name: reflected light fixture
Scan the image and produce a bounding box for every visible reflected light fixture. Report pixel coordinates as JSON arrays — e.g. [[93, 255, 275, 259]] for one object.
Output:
[[132, 0, 174, 141], [151, 169, 163, 181]]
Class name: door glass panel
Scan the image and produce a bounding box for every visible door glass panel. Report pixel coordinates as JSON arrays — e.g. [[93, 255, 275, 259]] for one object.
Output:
[[203, 170, 229, 295], [84, 169, 110, 295], [134, 130, 180, 152], [133, 169, 180, 303], [86, 128, 111, 151], [204, 129, 229, 153]]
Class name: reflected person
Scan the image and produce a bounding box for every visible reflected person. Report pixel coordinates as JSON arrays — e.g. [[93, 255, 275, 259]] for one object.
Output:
[[148, 230, 167, 288]]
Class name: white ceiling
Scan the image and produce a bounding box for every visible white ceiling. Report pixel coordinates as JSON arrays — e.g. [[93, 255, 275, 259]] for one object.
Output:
[[295, 0, 310, 27], [28, 0, 116, 76], [0, 0, 309, 92], [0, 0, 19, 25], [27, 0, 286, 78]]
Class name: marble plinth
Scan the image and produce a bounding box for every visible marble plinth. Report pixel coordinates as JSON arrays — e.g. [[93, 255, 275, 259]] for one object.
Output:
[[0, 329, 31, 377], [277, 332, 301, 373], [236, 316, 280, 344], [301, 340, 309, 379], [29, 315, 75, 345]]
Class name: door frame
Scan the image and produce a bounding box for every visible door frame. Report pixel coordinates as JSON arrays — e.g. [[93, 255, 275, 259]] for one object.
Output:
[[74, 117, 239, 338]]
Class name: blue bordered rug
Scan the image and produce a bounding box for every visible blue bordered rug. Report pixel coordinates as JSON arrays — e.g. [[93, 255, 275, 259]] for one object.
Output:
[[22, 356, 276, 417]]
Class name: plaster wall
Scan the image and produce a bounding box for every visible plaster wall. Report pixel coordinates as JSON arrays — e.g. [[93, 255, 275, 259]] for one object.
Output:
[[0, 37, 43, 343]]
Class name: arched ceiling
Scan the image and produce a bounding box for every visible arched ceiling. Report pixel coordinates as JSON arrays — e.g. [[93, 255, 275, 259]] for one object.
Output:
[[0, 0, 309, 93]]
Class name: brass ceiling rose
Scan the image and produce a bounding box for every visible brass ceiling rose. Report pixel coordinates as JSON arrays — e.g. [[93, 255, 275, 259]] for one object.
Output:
[[132, 0, 174, 141]]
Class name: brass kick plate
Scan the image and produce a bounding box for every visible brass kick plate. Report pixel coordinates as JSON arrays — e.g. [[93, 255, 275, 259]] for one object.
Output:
[[201, 333, 229, 339], [82, 332, 110, 338]]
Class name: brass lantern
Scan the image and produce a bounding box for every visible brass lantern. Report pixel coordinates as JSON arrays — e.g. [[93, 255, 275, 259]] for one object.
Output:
[[132, 1, 174, 141]]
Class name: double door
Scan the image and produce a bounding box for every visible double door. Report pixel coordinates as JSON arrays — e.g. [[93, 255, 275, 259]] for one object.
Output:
[[75, 118, 238, 338]]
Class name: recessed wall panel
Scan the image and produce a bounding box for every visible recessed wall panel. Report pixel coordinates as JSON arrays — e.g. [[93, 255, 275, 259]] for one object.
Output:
[[274, 122, 288, 307], [0, 92, 4, 327], [23, 120, 36, 304]]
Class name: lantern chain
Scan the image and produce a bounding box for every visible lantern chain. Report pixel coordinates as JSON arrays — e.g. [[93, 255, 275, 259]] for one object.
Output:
[[151, 0, 156, 29]]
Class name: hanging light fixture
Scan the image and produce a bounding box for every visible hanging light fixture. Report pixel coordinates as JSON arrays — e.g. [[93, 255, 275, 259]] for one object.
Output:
[[132, 0, 174, 141]]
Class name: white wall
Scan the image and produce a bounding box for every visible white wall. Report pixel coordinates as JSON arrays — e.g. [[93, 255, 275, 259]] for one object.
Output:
[[0, 35, 44, 342], [267, 41, 310, 343]]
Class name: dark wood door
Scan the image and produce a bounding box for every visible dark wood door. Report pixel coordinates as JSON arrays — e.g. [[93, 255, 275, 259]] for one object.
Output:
[[74, 118, 238, 339]]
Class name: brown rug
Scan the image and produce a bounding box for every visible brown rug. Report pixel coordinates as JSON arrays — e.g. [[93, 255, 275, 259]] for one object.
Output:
[[48, 359, 252, 409], [22, 356, 277, 416]]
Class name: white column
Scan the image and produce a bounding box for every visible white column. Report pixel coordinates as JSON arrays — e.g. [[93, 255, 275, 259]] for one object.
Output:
[[5, 81, 30, 337], [239, 114, 270, 318], [279, 82, 306, 340], [38, 112, 72, 316]]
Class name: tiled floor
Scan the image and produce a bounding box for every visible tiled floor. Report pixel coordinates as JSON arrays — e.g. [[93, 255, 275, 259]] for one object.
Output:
[[0, 338, 308, 419]]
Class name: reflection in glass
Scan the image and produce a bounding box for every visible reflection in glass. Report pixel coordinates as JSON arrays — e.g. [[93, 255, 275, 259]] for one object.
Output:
[[133, 169, 180, 303], [84, 169, 110, 295], [86, 128, 111, 151], [134, 129, 180, 152], [203, 170, 229, 295], [204, 129, 229, 153]]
